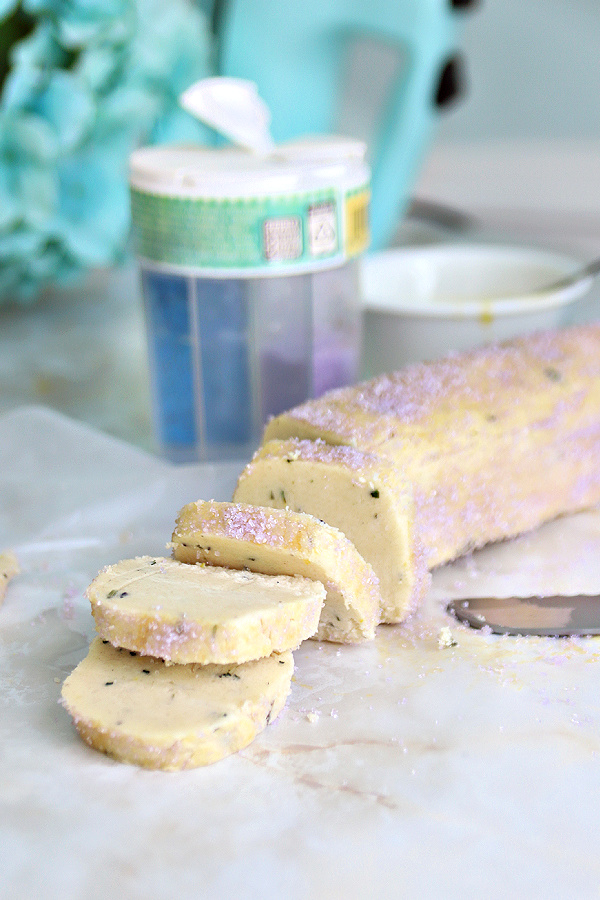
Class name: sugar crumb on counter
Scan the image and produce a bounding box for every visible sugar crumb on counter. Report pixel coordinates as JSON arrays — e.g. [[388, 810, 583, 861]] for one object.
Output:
[[438, 626, 458, 649]]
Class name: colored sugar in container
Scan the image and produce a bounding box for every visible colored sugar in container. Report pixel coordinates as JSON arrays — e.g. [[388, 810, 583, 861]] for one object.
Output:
[[130, 138, 370, 462]]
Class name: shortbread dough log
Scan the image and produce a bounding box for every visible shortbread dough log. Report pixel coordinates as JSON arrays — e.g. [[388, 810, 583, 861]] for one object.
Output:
[[233, 439, 430, 624], [61, 637, 293, 770], [172, 500, 381, 643], [87, 556, 325, 664], [0, 550, 20, 605], [263, 324, 600, 568]]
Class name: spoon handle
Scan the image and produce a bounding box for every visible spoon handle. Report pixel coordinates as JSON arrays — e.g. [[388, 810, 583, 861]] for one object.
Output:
[[581, 257, 600, 280], [541, 256, 600, 295]]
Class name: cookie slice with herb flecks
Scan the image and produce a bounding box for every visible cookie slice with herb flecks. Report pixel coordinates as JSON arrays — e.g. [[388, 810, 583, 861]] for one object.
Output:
[[87, 556, 324, 664], [61, 637, 293, 770], [171, 500, 381, 644]]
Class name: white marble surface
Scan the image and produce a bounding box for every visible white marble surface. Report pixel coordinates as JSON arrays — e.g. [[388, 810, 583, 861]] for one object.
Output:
[[3, 407, 600, 900]]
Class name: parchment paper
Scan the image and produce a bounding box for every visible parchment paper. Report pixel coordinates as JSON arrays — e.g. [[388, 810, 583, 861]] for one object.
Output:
[[3, 406, 600, 900]]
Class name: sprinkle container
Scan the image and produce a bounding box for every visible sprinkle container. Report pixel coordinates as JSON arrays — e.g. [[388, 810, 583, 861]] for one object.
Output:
[[130, 138, 370, 462]]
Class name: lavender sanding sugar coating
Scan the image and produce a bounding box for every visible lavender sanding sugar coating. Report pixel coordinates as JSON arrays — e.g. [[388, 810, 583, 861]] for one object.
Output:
[[172, 499, 382, 643], [264, 324, 600, 569], [266, 325, 600, 451], [175, 499, 355, 554], [247, 437, 388, 474]]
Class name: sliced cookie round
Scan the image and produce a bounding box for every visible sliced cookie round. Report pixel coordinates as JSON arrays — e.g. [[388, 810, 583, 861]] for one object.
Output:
[[87, 556, 324, 664], [61, 637, 293, 770], [171, 500, 381, 643]]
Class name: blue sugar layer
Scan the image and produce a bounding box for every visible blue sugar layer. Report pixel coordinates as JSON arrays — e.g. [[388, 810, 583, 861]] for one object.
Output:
[[194, 278, 252, 446], [142, 270, 252, 455], [143, 271, 197, 447]]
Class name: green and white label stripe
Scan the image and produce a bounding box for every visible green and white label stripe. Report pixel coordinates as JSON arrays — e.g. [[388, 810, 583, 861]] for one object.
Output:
[[131, 185, 370, 272]]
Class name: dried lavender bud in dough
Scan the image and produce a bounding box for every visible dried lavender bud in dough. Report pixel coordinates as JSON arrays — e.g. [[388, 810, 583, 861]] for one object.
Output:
[[61, 637, 293, 770]]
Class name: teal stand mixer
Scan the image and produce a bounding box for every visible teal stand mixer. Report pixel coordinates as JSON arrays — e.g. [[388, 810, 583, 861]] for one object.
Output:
[[208, 0, 477, 250]]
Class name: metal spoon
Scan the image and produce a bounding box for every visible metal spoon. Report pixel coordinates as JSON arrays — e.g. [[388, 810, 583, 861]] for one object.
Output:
[[448, 594, 600, 637], [404, 202, 600, 298], [529, 256, 600, 297]]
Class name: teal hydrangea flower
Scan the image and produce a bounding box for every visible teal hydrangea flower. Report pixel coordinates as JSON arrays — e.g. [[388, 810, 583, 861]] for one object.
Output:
[[0, 0, 212, 302]]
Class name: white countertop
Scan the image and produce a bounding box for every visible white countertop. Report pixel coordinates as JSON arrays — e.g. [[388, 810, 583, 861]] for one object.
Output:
[[3, 406, 600, 899], [2, 141, 600, 899]]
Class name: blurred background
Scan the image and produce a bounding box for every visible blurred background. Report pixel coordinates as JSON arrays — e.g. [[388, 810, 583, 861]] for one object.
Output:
[[1, 0, 599, 453], [439, 0, 600, 143]]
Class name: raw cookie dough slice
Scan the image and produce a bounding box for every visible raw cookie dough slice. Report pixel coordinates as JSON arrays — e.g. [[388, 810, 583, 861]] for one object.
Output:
[[88, 556, 324, 664], [172, 500, 381, 643], [233, 439, 430, 623], [0, 550, 20, 605], [61, 637, 293, 770]]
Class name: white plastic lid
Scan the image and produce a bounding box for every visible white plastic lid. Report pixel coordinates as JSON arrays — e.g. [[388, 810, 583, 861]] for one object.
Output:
[[129, 138, 370, 200], [179, 77, 275, 156]]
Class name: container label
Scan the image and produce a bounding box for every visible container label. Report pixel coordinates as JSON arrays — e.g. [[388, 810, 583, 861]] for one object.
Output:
[[263, 215, 303, 261], [131, 185, 370, 272], [345, 188, 370, 258], [308, 201, 338, 256]]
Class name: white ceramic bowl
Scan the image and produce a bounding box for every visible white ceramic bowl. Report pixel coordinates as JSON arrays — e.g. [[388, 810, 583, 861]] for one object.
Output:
[[361, 244, 592, 376]]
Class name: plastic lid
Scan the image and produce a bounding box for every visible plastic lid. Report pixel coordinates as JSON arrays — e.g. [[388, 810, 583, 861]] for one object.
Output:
[[129, 138, 370, 199], [179, 77, 275, 156]]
